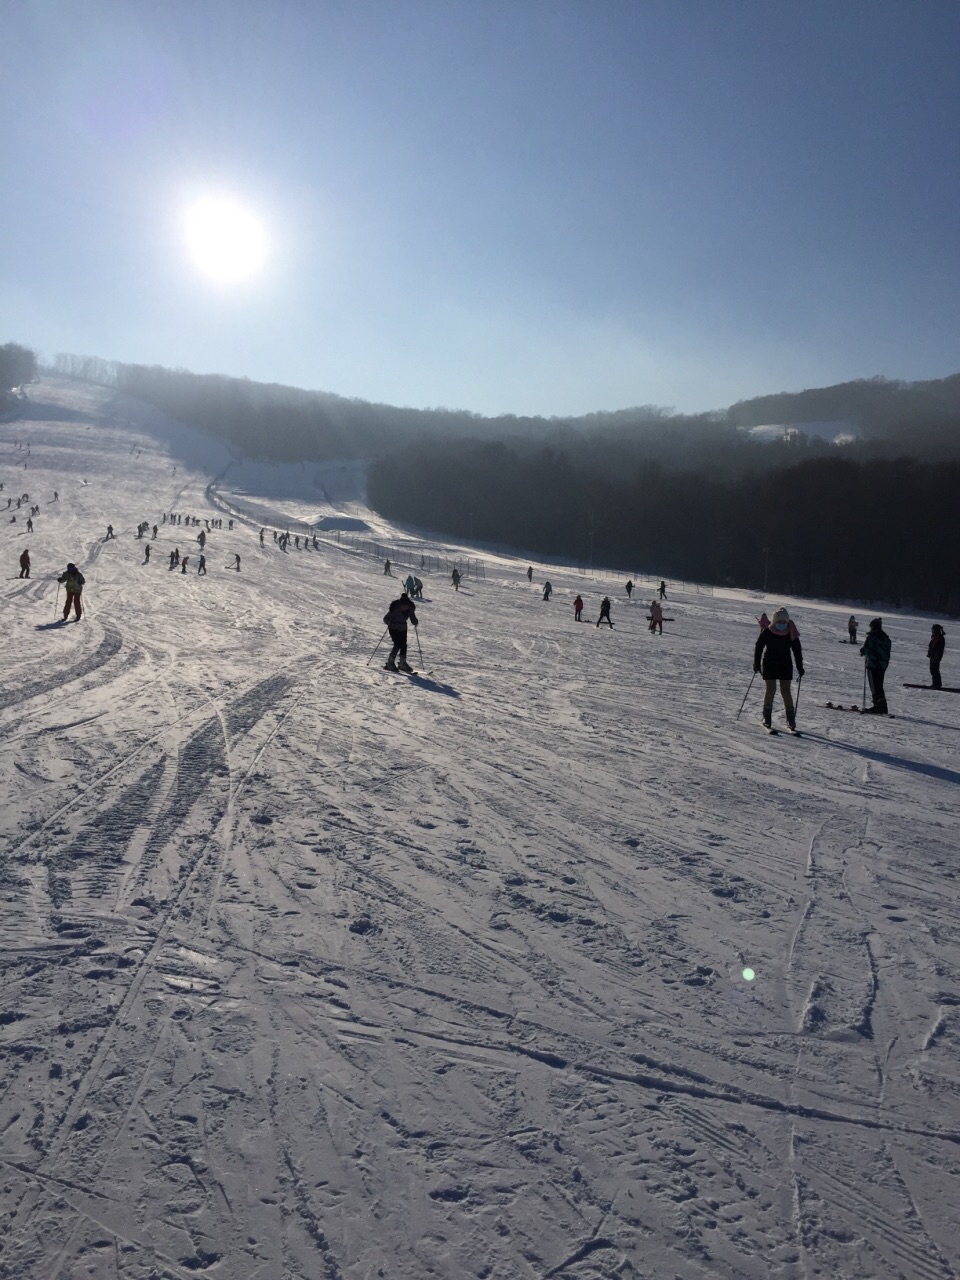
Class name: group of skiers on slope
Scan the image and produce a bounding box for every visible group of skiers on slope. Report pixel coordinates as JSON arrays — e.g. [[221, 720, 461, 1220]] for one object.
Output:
[[755, 609, 948, 726]]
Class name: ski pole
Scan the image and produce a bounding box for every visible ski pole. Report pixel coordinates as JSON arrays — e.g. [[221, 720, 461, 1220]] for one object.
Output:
[[414, 624, 424, 667], [736, 671, 758, 721], [366, 627, 389, 665], [53, 582, 60, 621], [862, 660, 867, 709], [794, 673, 802, 716]]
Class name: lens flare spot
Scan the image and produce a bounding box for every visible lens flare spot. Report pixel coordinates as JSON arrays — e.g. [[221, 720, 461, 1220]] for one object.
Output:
[[742, 967, 756, 982], [183, 195, 268, 283]]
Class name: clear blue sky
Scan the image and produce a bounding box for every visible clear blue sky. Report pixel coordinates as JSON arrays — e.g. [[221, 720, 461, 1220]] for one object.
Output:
[[4, 0, 959, 417]]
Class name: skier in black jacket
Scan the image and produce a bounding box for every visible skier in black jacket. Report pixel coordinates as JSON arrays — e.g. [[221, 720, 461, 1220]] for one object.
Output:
[[754, 607, 804, 730], [928, 624, 945, 690], [383, 593, 418, 672]]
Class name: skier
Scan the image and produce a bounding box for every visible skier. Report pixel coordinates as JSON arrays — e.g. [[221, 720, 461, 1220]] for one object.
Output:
[[848, 616, 857, 645], [384, 559, 392, 575], [404, 573, 416, 596], [19, 548, 30, 578], [860, 618, 891, 714], [57, 562, 85, 621], [260, 528, 265, 546], [928, 624, 945, 690], [754, 606, 804, 731], [649, 600, 663, 634], [198, 554, 206, 575], [181, 556, 190, 573], [452, 568, 461, 591], [625, 580, 633, 599], [106, 524, 115, 539], [412, 576, 423, 599], [152, 525, 158, 539], [198, 530, 206, 549], [658, 580, 667, 600], [26, 516, 33, 532], [543, 581, 553, 601], [597, 596, 613, 627], [234, 554, 241, 571], [53, 491, 58, 501], [574, 594, 584, 622], [383, 592, 418, 672], [527, 566, 533, 582], [144, 544, 151, 563]]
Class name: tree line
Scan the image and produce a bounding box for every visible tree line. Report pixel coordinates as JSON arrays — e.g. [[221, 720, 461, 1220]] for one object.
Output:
[[369, 440, 960, 614]]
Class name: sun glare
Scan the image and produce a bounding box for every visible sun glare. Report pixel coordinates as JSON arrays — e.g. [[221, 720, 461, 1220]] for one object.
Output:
[[183, 195, 268, 283]]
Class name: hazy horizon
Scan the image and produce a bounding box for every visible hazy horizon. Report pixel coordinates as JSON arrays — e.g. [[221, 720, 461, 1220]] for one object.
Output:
[[5, 0, 960, 417]]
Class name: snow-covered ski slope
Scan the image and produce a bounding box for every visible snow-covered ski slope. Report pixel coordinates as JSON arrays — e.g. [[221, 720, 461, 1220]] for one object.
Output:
[[2, 379, 959, 1280]]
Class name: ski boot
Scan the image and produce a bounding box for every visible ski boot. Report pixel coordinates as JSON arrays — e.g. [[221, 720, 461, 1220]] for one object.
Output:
[[384, 658, 398, 672], [397, 659, 413, 673]]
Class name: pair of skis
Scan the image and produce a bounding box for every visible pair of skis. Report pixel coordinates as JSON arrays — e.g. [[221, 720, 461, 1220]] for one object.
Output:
[[902, 683, 960, 693], [760, 720, 801, 737], [824, 702, 896, 719]]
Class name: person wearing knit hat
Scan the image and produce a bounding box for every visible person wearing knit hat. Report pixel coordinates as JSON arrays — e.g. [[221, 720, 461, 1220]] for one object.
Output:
[[928, 624, 946, 690], [753, 607, 804, 730], [860, 618, 891, 713]]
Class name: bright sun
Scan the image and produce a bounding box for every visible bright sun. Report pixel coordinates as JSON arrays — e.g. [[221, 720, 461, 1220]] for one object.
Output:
[[183, 195, 268, 283]]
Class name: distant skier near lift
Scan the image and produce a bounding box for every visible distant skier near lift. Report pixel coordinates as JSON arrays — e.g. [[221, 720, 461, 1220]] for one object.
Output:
[[597, 596, 613, 627], [928, 624, 945, 689], [860, 618, 891, 715], [625, 580, 633, 599], [848, 615, 858, 645], [57, 562, 85, 621], [527, 566, 533, 582], [383, 593, 418, 673], [754, 606, 804, 731], [658, 580, 667, 600], [452, 568, 461, 591]]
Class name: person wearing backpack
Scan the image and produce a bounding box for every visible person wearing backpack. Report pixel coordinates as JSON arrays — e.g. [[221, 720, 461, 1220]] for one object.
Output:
[[383, 593, 418, 672], [57, 562, 86, 621]]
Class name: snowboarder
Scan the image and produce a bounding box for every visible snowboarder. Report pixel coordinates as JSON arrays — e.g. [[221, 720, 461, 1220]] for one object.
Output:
[[198, 554, 206, 575], [452, 568, 461, 591], [649, 600, 663, 634], [754, 607, 804, 730], [57, 563, 85, 620], [848, 616, 857, 645], [658, 580, 667, 600], [527, 566, 533, 582], [928, 624, 945, 689], [625, 580, 633, 598], [597, 597, 613, 627], [860, 618, 891, 714], [574, 594, 584, 622], [383, 593, 418, 672], [543, 581, 553, 601], [19, 548, 30, 578]]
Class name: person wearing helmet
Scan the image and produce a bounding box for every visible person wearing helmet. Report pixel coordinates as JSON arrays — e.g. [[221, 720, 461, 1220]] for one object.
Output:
[[754, 607, 804, 730], [860, 618, 891, 714]]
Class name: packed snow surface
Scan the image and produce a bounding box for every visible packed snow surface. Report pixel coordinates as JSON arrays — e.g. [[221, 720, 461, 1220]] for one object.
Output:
[[2, 380, 960, 1280]]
